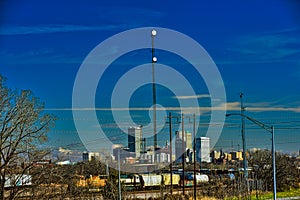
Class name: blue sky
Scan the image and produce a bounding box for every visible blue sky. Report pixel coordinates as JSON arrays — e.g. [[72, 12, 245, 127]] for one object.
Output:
[[0, 0, 300, 154]]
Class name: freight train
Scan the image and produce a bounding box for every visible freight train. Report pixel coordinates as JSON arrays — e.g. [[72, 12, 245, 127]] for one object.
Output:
[[119, 172, 209, 190], [76, 170, 235, 191]]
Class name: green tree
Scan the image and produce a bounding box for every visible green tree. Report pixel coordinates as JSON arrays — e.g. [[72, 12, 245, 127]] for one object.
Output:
[[0, 75, 56, 199]]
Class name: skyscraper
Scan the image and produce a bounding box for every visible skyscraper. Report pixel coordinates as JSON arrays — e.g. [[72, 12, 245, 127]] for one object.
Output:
[[185, 131, 192, 150], [196, 137, 210, 163], [128, 125, 142, 159], [184, 131, 193, 163], [175, 131, 186, 163]]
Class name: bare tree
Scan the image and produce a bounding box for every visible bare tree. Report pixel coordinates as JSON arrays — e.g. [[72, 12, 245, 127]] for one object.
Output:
[[248, 149, 299, 192], [0, 75, 56, 199]]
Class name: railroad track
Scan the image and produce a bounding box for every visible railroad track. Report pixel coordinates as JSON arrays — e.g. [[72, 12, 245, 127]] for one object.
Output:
[[127, 185, 209, 195]]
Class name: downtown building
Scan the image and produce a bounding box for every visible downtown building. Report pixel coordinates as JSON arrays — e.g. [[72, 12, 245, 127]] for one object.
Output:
[[175, 131, 186, 163], [175, 131, 184, 163], [82, 152, 100, 162], [174, 130, 194, 163], [128, 125, 143, 159], [196, 137, 211, 163]]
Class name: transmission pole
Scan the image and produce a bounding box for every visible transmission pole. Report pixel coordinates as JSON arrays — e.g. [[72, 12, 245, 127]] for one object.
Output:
[[151, 29, 157, 163], [240, 93, 247, 179], [240, 93, 249, 198], [193, 113, 197, 200], [118, 149, 121, 200], [168, 112, 173, 194], [181, 113, 185, 195]]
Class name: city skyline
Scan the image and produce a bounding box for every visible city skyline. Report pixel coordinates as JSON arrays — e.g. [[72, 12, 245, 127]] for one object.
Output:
[[0, 1, 299, 154]]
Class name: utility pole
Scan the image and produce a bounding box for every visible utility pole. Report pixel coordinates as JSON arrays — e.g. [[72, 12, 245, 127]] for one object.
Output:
[[167, 113, 195, 196], [181, 113, 185, 195], [240, 93, 249, 198], [226, 113, 276, 200], [166, 113, 182, 194], [193, 113, 197, 200], [118, 149, 121, 200], [168, 112, 173, 194], [271, 126, 277, 200], [240, 93, 248, 179], [151, 29, 157, 163]]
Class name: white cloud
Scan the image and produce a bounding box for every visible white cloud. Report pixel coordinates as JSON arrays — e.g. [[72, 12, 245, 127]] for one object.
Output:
[[0, 24, 128, 35], [45, 102, 300, 113], [175, 94, 211, 100]]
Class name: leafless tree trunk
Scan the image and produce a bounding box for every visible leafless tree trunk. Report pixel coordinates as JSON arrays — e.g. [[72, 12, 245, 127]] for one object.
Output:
[[0, 75, 56, 200], [248, 149, 299, 192]]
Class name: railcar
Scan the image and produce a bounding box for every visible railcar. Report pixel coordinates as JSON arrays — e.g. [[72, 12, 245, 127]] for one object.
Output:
[[139, 174, 162, 188], [120, 174, 141, 190], [161, 173, 180, 187]]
